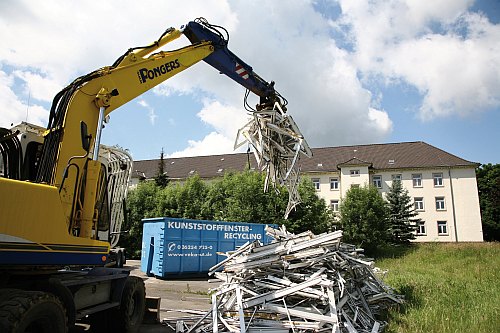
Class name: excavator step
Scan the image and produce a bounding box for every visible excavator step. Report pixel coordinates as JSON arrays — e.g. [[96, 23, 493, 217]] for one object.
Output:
[[143, 296, 161, 323]]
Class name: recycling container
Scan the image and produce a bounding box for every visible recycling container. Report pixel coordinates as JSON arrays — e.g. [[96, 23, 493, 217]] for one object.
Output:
[[141, 217, 277, 277]]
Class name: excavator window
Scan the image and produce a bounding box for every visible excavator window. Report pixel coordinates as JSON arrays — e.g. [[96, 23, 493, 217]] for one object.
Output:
[[21, 141, 43, 181], [96, 163, 111, 236]]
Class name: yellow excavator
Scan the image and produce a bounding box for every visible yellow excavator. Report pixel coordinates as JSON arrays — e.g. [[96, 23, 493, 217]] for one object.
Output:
[[0, 18, 309, 332]]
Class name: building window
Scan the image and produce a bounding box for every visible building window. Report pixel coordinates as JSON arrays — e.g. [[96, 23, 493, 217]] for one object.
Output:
[[372, 175, 382, 188], [330, 200, 339, 212], [392, 174, 402, 182], [437, 221, 448, 235], [433, 173, 444, 187], [414, 197, 424, 211], [330, 178, 339, 190], [416, 221, 426, 235], [412, 174, 422, 187], [312, 178, 320, 191], [350, 169, 360, 176], [435, 197, 446, 210]]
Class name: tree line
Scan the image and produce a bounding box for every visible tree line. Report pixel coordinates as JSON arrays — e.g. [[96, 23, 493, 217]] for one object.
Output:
[[122, 171, 333, 257], [476, 163, 500, 241], [122, 169, 424, 258]]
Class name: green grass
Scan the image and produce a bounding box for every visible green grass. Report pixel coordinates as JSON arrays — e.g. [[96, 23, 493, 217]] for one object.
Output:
[[375, 242, 500, 333]]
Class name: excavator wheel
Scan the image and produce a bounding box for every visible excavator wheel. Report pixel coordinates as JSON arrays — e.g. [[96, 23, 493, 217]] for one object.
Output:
[[112, 276, 146, 332], [0, 290, 67, 333], [116, 250, 124, 268]]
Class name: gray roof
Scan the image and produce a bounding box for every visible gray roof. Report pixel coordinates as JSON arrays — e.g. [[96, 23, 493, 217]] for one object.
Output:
[[132, 141, 477, 180]]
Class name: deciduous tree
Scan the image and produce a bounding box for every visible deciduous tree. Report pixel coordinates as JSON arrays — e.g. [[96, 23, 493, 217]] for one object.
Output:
[[122, 181, 159, 257], [339, 185, 388, 253], [285, 178, 333, 234], [476, 163, 500, 241]]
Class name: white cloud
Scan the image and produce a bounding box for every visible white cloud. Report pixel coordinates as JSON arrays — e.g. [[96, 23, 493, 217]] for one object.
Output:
[[0, 70, 48, 127], [165, 100, 250, 157], [197, 100, 249, 138], [368, 108, 393, 134], [167, 132, 239, 158], [338, 0, 500, 120], [13, 70, 62, 103], [137, 99, 157, 125]]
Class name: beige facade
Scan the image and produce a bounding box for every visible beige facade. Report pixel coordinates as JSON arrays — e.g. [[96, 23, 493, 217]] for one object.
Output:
[[307, 166, 483, 242]]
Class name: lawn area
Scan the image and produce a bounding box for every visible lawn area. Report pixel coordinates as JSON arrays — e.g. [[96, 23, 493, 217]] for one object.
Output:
[[375, 242, 500, 333]]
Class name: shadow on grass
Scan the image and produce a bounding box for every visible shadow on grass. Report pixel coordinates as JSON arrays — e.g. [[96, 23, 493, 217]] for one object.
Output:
[[380, 283, 422, 333], [372, 243, 418, 260], [397, 283, 422, 310]]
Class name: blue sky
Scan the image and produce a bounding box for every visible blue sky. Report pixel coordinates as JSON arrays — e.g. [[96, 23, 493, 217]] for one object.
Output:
[[1, 0, 499, 165]]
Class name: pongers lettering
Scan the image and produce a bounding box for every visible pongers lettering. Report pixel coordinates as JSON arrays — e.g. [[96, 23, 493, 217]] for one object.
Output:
[[138, 59, 180, 84]]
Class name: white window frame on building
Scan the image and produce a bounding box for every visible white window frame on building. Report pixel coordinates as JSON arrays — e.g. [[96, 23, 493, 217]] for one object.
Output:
[[392, 174, 402, 182], [373, 175, 382, 188], [416, 221, 426, 235], [350, 169, 360, 176], [412, 174, 422, 187], [435, 196, 446, 210], [437, 221, 448, 235], [414, 197, 424, 211], [312, 178, 320, 191], [330, 177, 339, 190], [330, 199, 339, 212], [433, 172, 444, 187]]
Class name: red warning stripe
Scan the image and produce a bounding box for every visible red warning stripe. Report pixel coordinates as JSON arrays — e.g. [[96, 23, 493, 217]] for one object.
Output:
[[235, 63, 249, 80]]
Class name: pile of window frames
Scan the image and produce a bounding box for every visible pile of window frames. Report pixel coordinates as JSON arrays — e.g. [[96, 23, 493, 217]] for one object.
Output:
[[167, 226, 403, 333]]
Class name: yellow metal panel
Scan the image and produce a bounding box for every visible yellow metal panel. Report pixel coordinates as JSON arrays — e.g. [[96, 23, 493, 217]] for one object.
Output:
[[0, 177, 109, 253]]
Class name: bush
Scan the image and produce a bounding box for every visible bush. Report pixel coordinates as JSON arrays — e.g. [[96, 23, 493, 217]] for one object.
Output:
[[339, 185, 389, 254]]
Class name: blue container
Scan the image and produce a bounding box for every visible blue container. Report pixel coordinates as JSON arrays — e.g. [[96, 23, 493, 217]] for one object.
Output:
[[141, 217, 277, 277]]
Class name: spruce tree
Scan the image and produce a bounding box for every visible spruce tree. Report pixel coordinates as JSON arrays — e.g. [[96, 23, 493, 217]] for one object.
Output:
[[154, 148, 169, 187], [386, 180, 420, 244]]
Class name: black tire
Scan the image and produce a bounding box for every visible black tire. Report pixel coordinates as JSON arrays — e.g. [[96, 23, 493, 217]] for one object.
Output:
[[116, 251, 124, 268], [0, 290, 67, 333], [109, 276, 145, 333]]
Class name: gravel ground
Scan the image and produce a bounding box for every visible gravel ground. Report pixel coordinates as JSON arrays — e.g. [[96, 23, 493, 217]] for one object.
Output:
[[127, 259, 219, 332]]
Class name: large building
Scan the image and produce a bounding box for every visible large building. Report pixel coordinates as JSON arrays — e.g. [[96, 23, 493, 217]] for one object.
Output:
[[131, 141, 483, 242]]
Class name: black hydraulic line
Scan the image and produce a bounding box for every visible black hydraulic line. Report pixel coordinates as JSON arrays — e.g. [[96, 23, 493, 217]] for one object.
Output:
[[111, 27, 175, 68], [94, 165, 113, 240], [59, 163, 80, 233], [105, 174, 116, 243], [194, 17, 229, 44], [37, 71, 101, 184], [0, 128, 22, 179], [244, 89, 256, 112]]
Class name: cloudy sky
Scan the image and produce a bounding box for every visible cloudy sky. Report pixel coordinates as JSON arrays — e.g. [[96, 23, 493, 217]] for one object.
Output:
[[1, 0, 499, 164]]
